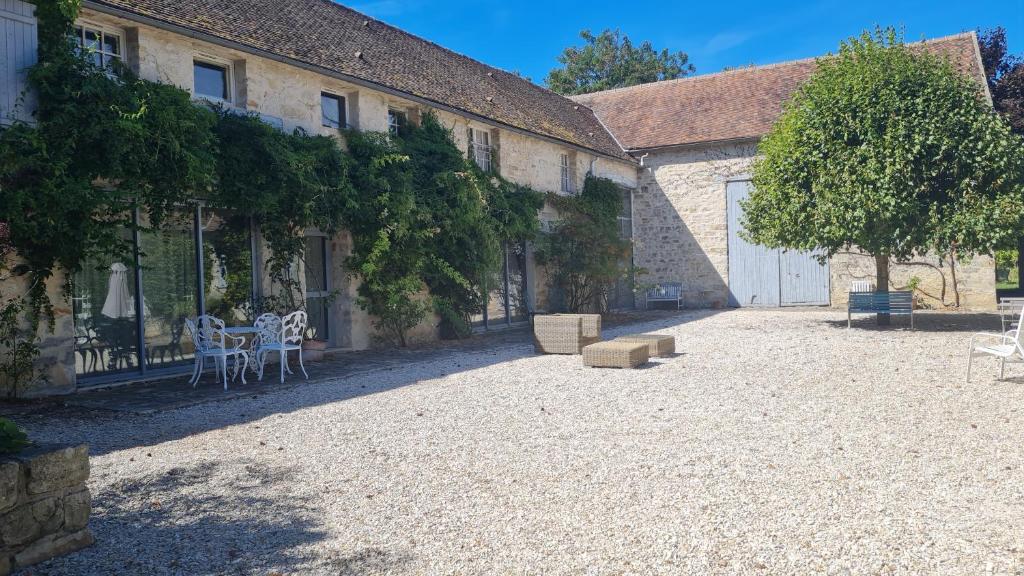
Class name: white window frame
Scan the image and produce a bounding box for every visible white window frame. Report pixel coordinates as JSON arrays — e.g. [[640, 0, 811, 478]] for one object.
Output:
[[72, 22, 124, 69], [387, 108, 406, 136], [470, 128, 493, 172], [560, 153, 574, 193], [321, 92, 347, 130], [192, 55, 234, 105]]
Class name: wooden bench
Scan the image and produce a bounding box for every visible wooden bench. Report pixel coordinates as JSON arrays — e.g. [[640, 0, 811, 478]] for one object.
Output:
[[848, 291, 914, 329], [645, 282, 683, 310]]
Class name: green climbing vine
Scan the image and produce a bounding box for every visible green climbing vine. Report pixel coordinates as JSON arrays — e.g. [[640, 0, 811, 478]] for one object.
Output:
[[535, 175, 638, 313], [0, 0, 548, 393]]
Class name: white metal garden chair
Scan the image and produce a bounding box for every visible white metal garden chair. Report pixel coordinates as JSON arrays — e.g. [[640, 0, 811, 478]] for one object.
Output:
[[254, 310, 309, 384], [966, 305, 1024, 381], [185, 315, 249, 390]]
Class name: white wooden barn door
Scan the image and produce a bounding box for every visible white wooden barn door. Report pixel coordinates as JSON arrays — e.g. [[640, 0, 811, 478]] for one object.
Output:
[[0, 0, 37, 125], [726, 180, 830, 307]]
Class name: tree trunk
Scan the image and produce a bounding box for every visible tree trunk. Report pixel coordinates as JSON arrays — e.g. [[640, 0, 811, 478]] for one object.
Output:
[[875, 254, 890, 325]]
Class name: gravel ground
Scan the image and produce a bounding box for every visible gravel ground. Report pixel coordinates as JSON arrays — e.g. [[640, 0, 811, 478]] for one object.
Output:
[[17, 309, 1024, 575]]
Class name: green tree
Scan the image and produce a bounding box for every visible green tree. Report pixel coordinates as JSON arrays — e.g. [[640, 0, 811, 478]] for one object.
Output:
[[744, 28, 1024, 321], [546, 29, 694, 95], [535, 176, 634, 312], [979, 27, 1024, 136]]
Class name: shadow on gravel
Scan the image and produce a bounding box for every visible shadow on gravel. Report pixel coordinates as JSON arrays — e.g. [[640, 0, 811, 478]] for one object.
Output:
[[11, 310, 720, 457], [27, 460, 394, 576], [827, 312, 1001, 333]]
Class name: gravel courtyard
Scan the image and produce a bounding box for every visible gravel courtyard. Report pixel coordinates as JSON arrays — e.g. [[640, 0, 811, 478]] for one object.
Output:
[[17, 309, 1024, 575]]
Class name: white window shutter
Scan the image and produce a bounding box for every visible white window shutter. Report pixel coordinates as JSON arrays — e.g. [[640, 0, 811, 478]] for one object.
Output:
[[0, 0, 38, 125]]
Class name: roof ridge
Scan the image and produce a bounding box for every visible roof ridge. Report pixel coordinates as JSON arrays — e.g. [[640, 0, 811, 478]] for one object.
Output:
[[573, 31, 979, 100]]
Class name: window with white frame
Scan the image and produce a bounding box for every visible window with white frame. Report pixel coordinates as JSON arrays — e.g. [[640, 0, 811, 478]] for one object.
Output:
[[321, 93, 346, 129], [387, 108, 406, 136], [193, 59, 230, 102], [72, 25, 122, 69], [560, 153, 573, 193], [469, 128, 493, 172]]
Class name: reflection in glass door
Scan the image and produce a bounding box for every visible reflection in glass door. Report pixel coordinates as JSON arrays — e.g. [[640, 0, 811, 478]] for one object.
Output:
[[139, 211, 197, 370], [202, 210, 254, 327], [72, 252, 140, 377], [304, 236, 329, 341], [471, 241, 529, 329], [73, 206, 260, 383]]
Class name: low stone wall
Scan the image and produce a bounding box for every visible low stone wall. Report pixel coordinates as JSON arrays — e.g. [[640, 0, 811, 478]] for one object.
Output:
[[830, 252, 997, 311], [0, 444, 93, 575]]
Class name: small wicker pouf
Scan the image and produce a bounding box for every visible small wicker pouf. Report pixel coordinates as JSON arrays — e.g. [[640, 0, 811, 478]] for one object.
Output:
[[614, 334, 675, 357], [582, 341, 649, 368]]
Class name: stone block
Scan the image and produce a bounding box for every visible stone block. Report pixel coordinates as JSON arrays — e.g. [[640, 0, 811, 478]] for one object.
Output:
[[12, 528, 93, 571], [0, 462, 19, 514], [22, 445, 89, 495], [63, 488, 90, 532], [0, 496, 55, 547], [0, 552, 9, 576]]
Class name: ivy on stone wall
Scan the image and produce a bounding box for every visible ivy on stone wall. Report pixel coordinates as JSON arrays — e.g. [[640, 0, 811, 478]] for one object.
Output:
[[535, 176, 637, 313], [0, 0, 548, 390]]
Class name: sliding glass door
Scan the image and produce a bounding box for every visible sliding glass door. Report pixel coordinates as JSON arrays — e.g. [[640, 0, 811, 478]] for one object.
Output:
[[472, 241, 530, 330], [73, 206, 258, 383]]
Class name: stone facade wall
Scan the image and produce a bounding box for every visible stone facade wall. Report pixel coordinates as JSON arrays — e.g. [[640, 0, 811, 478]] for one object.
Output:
[[0, 444, 92, 575], [633, 143, 758, 308], [830, 252, 996, 310], [0, 262, 75, 397], [9, 8, 637, 395], [633, 142, 997, 311]]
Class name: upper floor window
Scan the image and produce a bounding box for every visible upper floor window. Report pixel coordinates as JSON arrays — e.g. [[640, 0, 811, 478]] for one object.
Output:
[[470, 128, 493, 172], [321, 93, 346, 130], [193, 60, 230, 102], [72, 26, 122, 69], [387, 109, 406, 136], [560, 153, 573, 193]]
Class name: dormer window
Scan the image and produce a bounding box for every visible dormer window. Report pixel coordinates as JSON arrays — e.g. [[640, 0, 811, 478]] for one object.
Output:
[[321, 93, 346, 130], [560, 153, 573, 193], [469, 128, 493, 172], [387, 109, 406, 136], [193, 60, 230, 102], [72, 26, 122, 69]]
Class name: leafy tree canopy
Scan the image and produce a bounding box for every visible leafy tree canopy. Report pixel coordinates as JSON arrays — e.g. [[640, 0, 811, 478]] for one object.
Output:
[[545, 29, 694, 95], [979, 27, 1024, 135], [744, 28, 1024, 287]]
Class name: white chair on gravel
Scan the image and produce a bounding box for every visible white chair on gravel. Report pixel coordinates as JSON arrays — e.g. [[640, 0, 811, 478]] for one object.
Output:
[[254, 310, 309, 384], [185, 315, 249, 390], [966, 306, 1024, 381]]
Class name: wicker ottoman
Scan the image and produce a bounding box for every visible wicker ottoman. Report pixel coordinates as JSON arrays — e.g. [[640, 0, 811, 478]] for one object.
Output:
[[582, 341, 649, 368], [553, 313, 601, 340], [614, 334, 675, 357], [535, 315, 585, 354]]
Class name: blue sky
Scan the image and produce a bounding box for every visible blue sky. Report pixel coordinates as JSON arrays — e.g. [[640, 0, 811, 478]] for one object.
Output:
[[347, 0, 1023, 85]]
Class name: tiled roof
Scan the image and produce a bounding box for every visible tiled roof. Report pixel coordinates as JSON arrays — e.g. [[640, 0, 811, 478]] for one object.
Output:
[[572, 33, 989, 151], [85, 0, 632, 161]]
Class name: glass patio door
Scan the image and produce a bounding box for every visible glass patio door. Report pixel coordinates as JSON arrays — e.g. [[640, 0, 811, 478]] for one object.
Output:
[[73, 206, 259, 383], [472, 241, 529, 330], [303, 236, 330, 342]]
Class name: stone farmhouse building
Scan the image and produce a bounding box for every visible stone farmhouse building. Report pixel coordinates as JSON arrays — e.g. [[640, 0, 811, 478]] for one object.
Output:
[[0, 0, 995, 397]]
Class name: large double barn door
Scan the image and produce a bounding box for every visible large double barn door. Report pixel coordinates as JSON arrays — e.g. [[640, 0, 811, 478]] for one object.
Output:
[[726, 180, 830, 307]]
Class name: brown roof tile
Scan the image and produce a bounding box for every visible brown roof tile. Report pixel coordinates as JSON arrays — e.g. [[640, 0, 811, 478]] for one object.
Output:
[[85, 0, 632, 160], [573, 33, 989, 151]]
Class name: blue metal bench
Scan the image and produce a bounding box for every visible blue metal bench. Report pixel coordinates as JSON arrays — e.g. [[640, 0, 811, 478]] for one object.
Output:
[[848, 291, 914, 329], [645, 282, 684, 310]]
